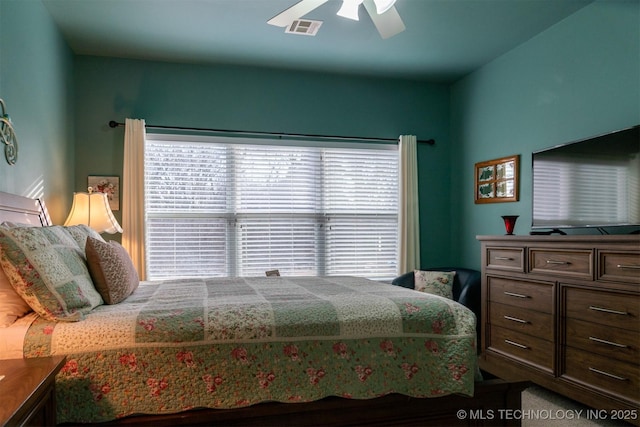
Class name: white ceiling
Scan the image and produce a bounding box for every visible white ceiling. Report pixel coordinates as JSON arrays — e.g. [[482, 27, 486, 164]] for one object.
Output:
[[42, 0, 593, 81]]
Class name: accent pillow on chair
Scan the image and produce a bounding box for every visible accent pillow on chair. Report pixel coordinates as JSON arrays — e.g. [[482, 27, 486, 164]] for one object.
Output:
[[414, 270, 456, 299]]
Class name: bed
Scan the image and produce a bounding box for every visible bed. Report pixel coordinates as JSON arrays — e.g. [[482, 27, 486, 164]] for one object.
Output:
[[0, 190, 526, 426]]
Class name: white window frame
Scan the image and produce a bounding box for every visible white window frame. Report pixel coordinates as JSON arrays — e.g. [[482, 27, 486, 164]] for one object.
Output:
[[144, 134, 398, 281]]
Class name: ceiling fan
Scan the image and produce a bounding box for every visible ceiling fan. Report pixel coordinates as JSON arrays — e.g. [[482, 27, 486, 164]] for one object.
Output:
[[268, 0, 406, 39]]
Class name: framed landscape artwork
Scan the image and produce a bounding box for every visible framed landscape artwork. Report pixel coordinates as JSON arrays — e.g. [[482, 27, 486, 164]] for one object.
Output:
[[88, 175, 120, 211], [474, 155, 519, 204]]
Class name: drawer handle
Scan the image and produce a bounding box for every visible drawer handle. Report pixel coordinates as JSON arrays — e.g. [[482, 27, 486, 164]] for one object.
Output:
[[589, 336, 628, 348], [504, 315, 529, 324], [617, 264, 640, 270], [546, 260, 570, 265], [589, 306, 629, 316], [588, 367, 628, 382], [504, 291, 530, 299], [504, 339, 528, 349], [495, 256, 514, 261]]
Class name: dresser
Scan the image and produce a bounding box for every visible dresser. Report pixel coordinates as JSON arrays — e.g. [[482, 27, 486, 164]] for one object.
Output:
[[478, 235, 639, 424]]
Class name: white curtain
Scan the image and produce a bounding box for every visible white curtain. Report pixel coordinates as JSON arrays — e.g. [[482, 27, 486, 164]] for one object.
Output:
[[398, 135, 421, 274], [122, 118, 147, 280]]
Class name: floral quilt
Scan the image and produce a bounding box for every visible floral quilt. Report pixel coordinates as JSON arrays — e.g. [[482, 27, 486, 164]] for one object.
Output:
[[23, 276, 477, 423]]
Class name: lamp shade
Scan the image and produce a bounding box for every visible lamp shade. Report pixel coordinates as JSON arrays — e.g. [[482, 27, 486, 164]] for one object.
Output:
[[64, 192, 123, 234]]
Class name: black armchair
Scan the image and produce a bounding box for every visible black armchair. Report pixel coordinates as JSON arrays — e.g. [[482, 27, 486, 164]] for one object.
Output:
[[391, 267, 481, 348]]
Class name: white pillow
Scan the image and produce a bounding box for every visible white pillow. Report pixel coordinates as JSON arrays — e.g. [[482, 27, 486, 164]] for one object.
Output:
[[0, 262, 32, 327]]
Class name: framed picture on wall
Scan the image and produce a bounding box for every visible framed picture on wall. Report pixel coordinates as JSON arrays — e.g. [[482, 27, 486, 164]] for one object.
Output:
[[88, 175, 120, 211], [474, 155, 519, 204]]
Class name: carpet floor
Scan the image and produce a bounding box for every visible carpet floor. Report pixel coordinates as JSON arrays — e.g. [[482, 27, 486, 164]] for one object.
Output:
[[522, 385, 633, 427]]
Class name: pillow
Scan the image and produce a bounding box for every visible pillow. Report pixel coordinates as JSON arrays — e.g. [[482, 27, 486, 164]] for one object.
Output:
[[414, 270, 456, 299], [2, 221, 37, 228], [0, 262, 32, 327], [0, 226, 103, 321], [85, 237, 139, 304], [64, 224, 105, 252]]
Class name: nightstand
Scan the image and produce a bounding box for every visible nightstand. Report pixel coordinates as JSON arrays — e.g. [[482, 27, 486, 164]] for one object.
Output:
[[0, 356, 66, 427]]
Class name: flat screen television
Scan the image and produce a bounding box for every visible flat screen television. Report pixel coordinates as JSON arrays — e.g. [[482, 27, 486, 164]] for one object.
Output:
[[532, 125, 640, 233]]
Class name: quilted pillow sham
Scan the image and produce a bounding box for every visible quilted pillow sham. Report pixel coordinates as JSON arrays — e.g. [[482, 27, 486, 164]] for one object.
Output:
[[0, 226, 103, 321], [414, 270, 456, 299], [64, 224, 106, 253], [85, 237, 139, 304]]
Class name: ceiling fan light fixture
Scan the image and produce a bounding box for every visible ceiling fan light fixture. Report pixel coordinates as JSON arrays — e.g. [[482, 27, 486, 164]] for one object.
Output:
[[372, 0, 396, 15], [337, 0, 364, 21]]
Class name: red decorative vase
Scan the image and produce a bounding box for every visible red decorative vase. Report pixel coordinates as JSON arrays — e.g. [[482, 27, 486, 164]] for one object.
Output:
[[501, 215, 519, 235]]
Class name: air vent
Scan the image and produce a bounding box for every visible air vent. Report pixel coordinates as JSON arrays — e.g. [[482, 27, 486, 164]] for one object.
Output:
[[285, 19, 322, 36]]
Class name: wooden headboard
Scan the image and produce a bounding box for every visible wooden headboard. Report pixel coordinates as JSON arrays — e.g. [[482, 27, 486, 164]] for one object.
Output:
[[0, 191, 50, 226]]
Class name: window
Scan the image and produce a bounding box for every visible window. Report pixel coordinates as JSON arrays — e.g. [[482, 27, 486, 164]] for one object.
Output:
[[144, 135, 398, 281]]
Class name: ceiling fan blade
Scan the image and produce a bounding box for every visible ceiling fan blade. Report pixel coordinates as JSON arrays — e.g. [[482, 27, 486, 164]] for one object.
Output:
[[268, 0, 330, 27], [363, 0, 405, 39]]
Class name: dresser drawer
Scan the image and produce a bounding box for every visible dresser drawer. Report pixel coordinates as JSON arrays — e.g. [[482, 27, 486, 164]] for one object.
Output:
[[485, 247, 524, 272], [487, 276, 553, 313], [489, 325, 553, 372], [598, 251, 640, 284], [529, 248, 593, 279], [490, 302, 553, 341], [563, 346, 639, 404], [565, 318, 639, 365], [565, 287, 639, 332]]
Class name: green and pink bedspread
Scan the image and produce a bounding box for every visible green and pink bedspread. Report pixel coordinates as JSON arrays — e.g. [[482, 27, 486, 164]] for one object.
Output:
[[23, 276, 478, 423]]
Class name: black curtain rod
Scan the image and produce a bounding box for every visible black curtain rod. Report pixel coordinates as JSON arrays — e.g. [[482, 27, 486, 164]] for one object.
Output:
[[108, 121, 435, 145]]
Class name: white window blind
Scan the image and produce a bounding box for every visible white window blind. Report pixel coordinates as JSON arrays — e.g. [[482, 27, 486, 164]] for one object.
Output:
[[144, 135, 398, 281], [323, 148, 398, 278]]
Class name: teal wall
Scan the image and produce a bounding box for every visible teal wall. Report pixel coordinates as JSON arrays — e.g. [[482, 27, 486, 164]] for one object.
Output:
[[450, 0, 640, 269], [72, 57, 453, 264], [0, 0, 75, 223]]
